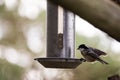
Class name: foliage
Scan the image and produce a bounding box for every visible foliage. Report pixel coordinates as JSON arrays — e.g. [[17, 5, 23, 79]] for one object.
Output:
[[0, 59, 24, 80]]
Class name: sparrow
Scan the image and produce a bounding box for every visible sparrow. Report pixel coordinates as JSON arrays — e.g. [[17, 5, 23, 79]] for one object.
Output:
[[77, 44, 108, 64]]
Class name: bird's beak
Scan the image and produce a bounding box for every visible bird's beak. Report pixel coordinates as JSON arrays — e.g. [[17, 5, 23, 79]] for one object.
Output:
[[77, 47, 79, 50]]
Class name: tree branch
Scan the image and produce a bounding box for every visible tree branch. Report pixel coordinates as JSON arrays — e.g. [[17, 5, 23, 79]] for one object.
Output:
[[49, 0, 120, 42]]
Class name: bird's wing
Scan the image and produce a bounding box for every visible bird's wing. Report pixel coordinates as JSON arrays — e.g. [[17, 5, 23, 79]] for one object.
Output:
[[90, 47, 107, 56], [87, 50, 99, 58], [87, 50, 108, 64]]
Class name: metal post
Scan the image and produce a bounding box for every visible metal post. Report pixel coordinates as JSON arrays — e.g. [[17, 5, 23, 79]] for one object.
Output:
[[47, 1, 75, 58], [47, 1, 59, 57], [63, 10, 75, 58]]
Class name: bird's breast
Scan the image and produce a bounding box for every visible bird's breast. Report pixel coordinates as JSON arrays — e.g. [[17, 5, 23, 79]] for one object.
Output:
[[81, 52, 96, 62]]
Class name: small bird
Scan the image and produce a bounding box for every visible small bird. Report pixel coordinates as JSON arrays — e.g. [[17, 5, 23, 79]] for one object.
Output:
[[77, 44, 108, 64]]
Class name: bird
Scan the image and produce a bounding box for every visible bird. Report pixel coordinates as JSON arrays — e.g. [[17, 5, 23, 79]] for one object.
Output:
[[77, 44, 108, 64]]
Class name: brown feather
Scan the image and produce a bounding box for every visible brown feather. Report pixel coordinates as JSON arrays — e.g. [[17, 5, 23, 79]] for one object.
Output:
[[89, 47, 107, 56]]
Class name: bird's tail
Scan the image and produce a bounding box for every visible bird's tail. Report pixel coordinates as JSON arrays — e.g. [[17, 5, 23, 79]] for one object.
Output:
[[97, 58, 109, 64]]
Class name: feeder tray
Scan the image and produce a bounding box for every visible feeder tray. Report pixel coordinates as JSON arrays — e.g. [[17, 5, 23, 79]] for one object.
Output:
[[34, 57, 85, 69]]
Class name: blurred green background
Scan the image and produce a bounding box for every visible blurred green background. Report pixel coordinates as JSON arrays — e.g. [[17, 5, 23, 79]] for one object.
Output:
[[0, 0, 120, 80]]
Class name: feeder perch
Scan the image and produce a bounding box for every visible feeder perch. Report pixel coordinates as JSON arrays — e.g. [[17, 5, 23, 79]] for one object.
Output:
[[34, 1, 84, 69]]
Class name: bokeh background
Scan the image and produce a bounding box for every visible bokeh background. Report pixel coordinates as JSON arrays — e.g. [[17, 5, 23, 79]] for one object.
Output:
[[0, 0, 120, 80]]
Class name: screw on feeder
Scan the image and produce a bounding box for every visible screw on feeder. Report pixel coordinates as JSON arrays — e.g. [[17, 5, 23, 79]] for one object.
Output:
[[34, 1, 85, 69]]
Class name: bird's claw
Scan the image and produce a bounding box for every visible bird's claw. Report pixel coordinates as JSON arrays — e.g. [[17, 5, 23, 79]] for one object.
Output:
[[80, 58, 86, 62]]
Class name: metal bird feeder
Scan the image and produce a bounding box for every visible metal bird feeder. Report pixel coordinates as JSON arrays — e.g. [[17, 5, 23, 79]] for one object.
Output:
[[34, 1, 84, 69]]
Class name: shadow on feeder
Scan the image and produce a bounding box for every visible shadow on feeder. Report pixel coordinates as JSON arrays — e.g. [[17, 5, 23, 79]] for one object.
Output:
[[34, 1, 85, 69]]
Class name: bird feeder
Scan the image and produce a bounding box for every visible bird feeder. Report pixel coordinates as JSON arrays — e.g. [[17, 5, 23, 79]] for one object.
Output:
[[34, 1, 84, 69]]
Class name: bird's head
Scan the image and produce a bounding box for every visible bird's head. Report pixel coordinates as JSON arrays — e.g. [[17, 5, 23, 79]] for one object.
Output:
[[77, 44, 88, 50]]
